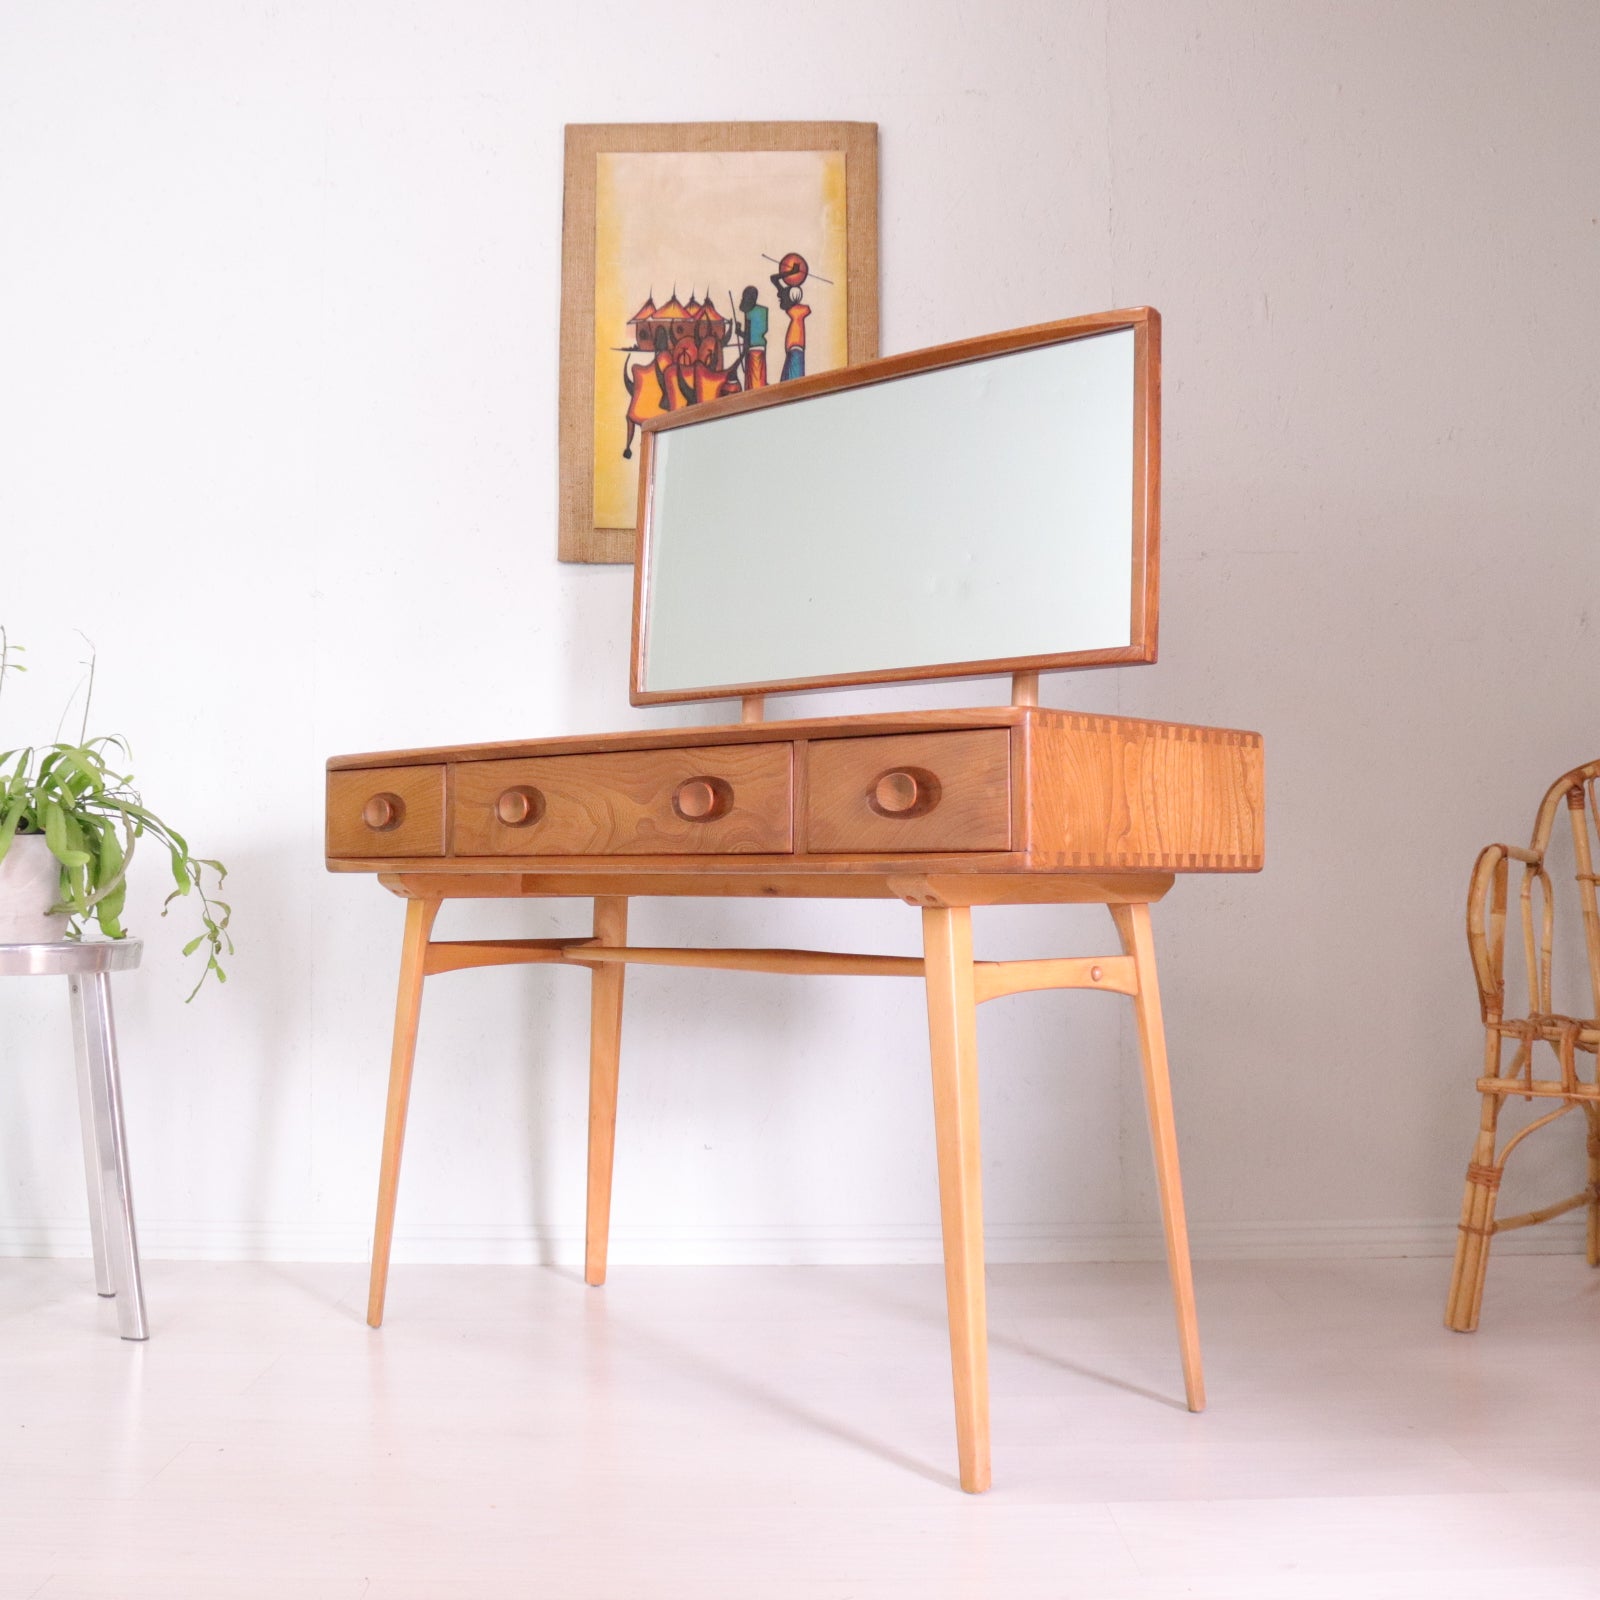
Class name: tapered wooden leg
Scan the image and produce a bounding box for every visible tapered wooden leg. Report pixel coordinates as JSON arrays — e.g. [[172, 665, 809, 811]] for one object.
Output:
[[367, 896, 441, 1328], [1445, 1091, 1504, 1331], [921, 905, 991, 1495], [585, 896, 629, 1287], [1112, 902, 1205, 1413]]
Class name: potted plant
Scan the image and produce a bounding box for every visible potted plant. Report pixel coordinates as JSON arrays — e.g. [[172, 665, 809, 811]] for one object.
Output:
[[0, 631, 231, 995]]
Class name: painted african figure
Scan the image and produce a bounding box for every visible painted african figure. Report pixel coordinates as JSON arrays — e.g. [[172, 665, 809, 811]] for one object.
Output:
[[770, 252, 812, 382], [738, 286, 769, 390], [620, 326, 673, 461]]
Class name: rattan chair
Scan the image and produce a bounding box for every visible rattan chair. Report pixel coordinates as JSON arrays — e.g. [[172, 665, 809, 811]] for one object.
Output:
[[1446, 759, 1600, 1332]]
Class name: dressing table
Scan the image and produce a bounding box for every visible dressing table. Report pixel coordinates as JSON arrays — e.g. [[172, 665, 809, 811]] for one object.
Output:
[[325, 307, 1264, 1493]]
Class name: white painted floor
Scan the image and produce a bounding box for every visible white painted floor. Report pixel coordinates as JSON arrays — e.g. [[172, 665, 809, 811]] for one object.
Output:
[[2, 1256, 1600, 1597]]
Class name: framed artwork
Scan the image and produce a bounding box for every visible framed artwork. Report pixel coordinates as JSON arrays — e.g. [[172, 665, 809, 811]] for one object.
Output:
[[558, 121, 879, 564]]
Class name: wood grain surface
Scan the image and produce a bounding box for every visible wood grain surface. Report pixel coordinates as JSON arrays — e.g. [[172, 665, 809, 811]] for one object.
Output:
[[326, 706, 1021, 772], [805, 730, 1011, 853], [327, 709, 1264, 876], [1024, 712, 1264, 871], [452, 743, 793, 857], [326, 765, 447, 860]]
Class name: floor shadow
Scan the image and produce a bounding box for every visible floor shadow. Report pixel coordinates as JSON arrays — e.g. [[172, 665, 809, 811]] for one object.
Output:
[[258, 1259, 369, 1322], [773, 1261, 1196, 1412], [540, 1264, 958, 1489], [995, 1332, 1190, 1410]]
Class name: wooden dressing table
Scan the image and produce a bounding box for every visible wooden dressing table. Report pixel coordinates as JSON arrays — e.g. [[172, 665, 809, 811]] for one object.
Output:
[[326, 309, 1264, 1493]]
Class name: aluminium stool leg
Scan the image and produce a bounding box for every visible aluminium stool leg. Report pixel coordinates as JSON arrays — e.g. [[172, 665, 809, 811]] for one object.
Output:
[[69, 975, 114, 1298], [69, 971, 148, 1340]]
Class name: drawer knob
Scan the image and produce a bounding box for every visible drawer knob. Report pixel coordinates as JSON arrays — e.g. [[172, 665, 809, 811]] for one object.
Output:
[[495, 786, 545, 827], [362, 792, 405, 832], [673, 776, 732, 822], [869, 768, 941, 818]]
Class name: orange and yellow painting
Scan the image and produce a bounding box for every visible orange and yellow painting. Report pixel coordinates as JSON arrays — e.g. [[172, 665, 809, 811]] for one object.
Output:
[[591, 149, 849, 530]]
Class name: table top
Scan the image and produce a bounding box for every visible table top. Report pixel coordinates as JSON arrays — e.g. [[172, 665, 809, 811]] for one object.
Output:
[[0, 940, 143, 977]]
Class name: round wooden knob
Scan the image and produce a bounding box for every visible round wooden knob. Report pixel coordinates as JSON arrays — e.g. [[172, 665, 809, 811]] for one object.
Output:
[[495, 786, 544, 827], [672, 776, 731, 822], [873, 771, 923, 815], [869, 768, 940, 818], [362, 792, 404, 831]]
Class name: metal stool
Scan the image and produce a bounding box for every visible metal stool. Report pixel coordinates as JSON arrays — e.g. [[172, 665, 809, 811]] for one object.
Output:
[[1, 940, 148, 1339]]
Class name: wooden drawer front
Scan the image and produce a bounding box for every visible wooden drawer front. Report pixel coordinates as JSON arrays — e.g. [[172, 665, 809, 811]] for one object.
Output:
[[453, 743, 793, 857], [805, 730, 1011, 853], [327, 765, 447, 859]]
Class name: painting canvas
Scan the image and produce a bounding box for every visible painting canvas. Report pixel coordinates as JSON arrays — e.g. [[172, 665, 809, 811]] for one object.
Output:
[[560, 124, 878, 563], [594, 150, 849, 530]]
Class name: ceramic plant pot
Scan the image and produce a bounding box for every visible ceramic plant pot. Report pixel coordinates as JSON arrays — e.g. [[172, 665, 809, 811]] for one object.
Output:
[[0, 833, 70, 943]]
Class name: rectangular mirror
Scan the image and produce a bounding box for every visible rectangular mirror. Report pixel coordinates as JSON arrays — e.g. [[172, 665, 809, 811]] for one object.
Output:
[[631, 308, 1159, 705]]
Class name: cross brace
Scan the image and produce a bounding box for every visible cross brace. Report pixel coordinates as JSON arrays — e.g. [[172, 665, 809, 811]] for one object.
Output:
[[421, 936, 1138, 1001]]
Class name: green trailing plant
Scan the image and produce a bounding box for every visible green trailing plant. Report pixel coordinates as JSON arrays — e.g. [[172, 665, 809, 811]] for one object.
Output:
[[0, 630, 231, 997]]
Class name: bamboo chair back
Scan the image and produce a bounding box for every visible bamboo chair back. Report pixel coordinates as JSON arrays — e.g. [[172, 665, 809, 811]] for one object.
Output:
[[1467, 759, 1600, 1043], [1448, 758, 1600, 1332]]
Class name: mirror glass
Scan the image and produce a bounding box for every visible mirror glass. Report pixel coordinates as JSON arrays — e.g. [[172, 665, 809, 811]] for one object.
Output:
[[638, 323, 1147, 700]]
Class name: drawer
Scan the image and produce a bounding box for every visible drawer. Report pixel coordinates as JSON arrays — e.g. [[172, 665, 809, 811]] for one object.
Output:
[[804, 730, 1011, 853], [327, 764, 447, 858], [453, 743, 793, 856]]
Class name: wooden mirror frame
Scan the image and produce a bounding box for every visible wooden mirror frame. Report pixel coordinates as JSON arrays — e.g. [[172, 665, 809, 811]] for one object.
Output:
[[629, 306, 1160, 708]]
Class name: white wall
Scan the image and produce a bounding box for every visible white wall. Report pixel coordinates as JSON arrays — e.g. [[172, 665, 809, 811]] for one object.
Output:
[[0, 0, 1595, 1267]]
